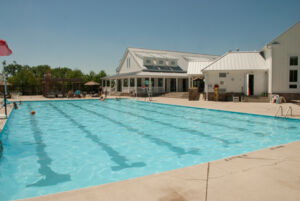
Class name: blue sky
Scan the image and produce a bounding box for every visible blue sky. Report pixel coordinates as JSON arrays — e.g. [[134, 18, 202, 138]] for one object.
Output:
[[0, 0, 299, 74]]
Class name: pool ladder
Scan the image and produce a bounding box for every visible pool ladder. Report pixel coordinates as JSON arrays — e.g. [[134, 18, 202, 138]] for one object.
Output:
[[275, 106, 293, 118]]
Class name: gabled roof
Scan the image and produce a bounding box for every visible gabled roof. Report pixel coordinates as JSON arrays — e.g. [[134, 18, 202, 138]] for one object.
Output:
[[187, 61, 213, 75], [202, 51, 267, 71], [116, 47, 219, 73], [267, 21, 300, 46]]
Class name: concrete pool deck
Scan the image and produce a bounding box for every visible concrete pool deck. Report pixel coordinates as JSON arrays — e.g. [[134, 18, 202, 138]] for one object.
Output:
[[20, 141, 300, 201], [2, 95, 300, 201]]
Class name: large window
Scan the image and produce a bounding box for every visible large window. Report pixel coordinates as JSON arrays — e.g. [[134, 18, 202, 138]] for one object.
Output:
[[290, 56, 298, 66], [123, 79, 128, 87], [145, 78, 149, 87], [130, 78, 135, 87], [158, 78, 163, 87], [107, 80, 110, 87], [137, 78, 142, 87], [289, 70, 298, 82]]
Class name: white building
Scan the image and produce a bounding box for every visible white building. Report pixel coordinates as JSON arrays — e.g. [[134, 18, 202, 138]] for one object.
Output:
[[202, 51, 268, 100], [103, 47, 218, 96], [103, 21, 300, 101], [195, 21, 300, 101]]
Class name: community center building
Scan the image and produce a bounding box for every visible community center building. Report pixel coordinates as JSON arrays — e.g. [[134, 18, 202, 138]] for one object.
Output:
[[103, 21, 300, 101]]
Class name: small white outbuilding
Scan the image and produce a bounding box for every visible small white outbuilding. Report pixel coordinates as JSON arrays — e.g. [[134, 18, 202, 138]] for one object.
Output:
[[202, 51, 268, 100]]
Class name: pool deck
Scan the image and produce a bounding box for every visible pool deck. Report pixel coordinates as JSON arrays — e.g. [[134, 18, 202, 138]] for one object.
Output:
[[20, 141, 300, 201], [2, 95, 300, 201]]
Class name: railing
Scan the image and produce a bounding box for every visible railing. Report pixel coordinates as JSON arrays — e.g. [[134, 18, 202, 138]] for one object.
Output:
[[275, 105, 283, 117], [275, 105, 293, 118], [285, 106, 293, 117]]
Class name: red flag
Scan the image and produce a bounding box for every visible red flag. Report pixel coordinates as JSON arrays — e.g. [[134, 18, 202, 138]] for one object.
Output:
[[0, 39, 12, 56]]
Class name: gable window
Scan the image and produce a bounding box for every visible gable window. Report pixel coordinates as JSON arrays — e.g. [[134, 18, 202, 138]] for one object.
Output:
[[145, 59, 151, 64], [137, 78, 142, 87], [219, 73, 227, 78], [123, 79, 128, 87], [127, 58, 131, 68], [170, 61, 176, 66], [130, 78, 135, 87], [289, 70, 298, 82], [158, 60, 164, 65], [290, 56, 298, 66]]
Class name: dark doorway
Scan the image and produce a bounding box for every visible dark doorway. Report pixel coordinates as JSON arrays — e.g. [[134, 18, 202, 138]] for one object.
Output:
[[182, 79, 188, 92], [248, 74, 254, 96], [193, 79, 204, 92], [117, 80, 122, 92], [170, 78, 176, 92]]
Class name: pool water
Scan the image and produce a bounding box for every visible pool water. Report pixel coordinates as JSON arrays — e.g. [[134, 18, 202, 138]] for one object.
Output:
[[0, 99, 300, 200]]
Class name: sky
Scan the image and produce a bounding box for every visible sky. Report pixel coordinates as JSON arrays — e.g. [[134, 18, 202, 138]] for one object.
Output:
[[0, 0, 300, 75]]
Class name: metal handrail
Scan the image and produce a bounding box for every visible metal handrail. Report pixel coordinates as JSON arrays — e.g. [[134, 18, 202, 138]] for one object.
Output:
[[275, 105, 283, 117], [285, 106, 293, 117]]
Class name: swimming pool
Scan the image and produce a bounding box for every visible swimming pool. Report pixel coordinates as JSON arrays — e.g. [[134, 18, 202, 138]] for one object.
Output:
[[0, 99, 299, 200]]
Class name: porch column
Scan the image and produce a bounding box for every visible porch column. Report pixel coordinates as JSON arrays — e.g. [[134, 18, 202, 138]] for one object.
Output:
[[205, 73, 209, 101], [176, 78, 178, 92], [163, 77, 165, 93], [188, 77, 190, 89], [149, 77, 151, 90], [135, 77, 137, 96]]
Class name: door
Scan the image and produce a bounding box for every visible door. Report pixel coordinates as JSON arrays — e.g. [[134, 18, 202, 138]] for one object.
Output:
[[170, 78, 176, 92], [182, 79, 187, 92], [193, 79, 204, 92], [249, 74, 254, 96], [117, 79, 122, 92]]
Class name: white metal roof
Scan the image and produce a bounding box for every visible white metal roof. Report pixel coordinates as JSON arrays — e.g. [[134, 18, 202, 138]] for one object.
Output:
[[187, 61, 213, 75], [116, 47, 219, 72], [103, 71, 188, 79], [202, 51, 267, 71]]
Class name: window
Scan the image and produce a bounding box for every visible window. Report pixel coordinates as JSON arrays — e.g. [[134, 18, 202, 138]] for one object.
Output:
[[158, 78, 163, 87], [289, 84, 297, 89], [145, 59, 151, 64], [107, 80, 110, 87], [219, 73, 227, 78], [103, 80, 106, 87], [137, 78, 142, 87], [158, 60, 164, 65], [130, 78, 135, 87], [289, 70, 298, 82], [111, 80, 115, 88], [145, 78, 149, 87], [290, 56, 298, 66], [151, 78, 154, 87], [127, 58, 131, 68], [123, 79, 128, 87]]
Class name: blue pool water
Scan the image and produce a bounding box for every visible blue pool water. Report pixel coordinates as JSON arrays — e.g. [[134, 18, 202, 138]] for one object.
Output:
[[0, 99, 300, 200]]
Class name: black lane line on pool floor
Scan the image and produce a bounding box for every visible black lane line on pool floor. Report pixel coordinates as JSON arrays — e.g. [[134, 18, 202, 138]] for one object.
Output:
[[48, 103, 146, 171], [67, 102, 200, 157], [131, 100, 298, 130], [27, 104, 71, 187], [90, 102, 233, 146], [108, 101, 268, 137]]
